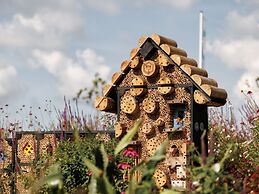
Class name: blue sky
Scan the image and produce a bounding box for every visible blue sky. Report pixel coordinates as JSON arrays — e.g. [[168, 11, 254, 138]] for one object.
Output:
[[0, 0, 258, 123]]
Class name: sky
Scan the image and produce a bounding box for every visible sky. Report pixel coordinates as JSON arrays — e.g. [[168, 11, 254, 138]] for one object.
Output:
[[0, 0, 258, 124]]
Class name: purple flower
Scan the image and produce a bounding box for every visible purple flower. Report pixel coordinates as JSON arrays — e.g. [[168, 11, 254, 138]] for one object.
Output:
[[117, 162, 131, 170], [123, 147, 139, 158]]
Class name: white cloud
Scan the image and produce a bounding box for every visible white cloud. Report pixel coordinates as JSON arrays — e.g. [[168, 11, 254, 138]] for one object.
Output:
[[0, 60, 18, 98], [31, 49, 111, 97], [0, 10, 83, 49]]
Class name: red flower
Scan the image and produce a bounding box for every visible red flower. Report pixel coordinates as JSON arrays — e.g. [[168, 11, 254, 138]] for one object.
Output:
[[87, 171, 92, 176], [108, 155, 113, 161], [123, 147, 139, 158], [117, 162, 131, 170]]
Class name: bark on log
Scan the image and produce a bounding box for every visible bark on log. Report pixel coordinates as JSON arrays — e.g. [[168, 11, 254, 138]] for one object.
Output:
[[95, 96, 115, 111], [120, 60, 131, 72], [161, 44, 187, 57], [130, 56, 142, 69], [138, 35, 148, 47], [130, 48, 140, 60], [201, 84, 228, 99], [157, 76, 174, 95], [191, 75, 218, 87], [158, 54, 171, 66], [114, 122, 126, 139], [121, 95, 138, 114], [151, 33, 177, 47], [112, 72, 123, 85], [193, 90, 209, 104], [130, 76, 147, 96], [142, 97, 157, 114], [171, 55, 198, 67], [181, 65, 208, 77], [102, 84, 113, 96], [141, 60, 159, 77]]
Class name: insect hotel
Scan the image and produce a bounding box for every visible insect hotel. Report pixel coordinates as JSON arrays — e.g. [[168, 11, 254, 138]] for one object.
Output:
[[95, 34, 227, 189]]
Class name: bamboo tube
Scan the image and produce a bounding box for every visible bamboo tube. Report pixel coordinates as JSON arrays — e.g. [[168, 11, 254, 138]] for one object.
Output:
[[151, 33, 177, 47], [120, 60, 131, 72], [130, 76, 147, 96], [138, 35, 148, 47], [171, 54, 198, 67], [157, 76, 174, 95], [141, 60, 159, 77], [95, 96, 115, 111], [160, 44, 187, 57], [102, 84, 113, 96], [130, 48, 140, 60], [130, 56, 142, 69], [112, 72, 123, 85], [121, 95, 138, 114], [158, 54, 171, 66], [193, 90, 209, 105], [181, 65, 208, 77], [201, 84, 228, 99], [191, 75, 218, 87]]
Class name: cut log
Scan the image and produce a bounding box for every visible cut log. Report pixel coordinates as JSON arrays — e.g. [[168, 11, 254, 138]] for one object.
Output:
[[142, 97, 157, 114], [142, 123, 155, 135], [112, 72, 123, 85], [155, 118, 165, 127], [151, 33, 177, 47], [171, 55, 198, 67], [138, 35, 148, 47], [157, 76, 174, 95], [160, 44, 187, 57], [114, 122, 126, 139], [158, 54, 171, 66], [102, 84, 113, 96], [130, 76, 147, 96], [129, 56, 142, 69], [153, 169, 167, 188], [191, 75, 218, 87], [120, 60, 131, 72], [201, 84, 228, 99], [95, 96, 115, 111], [141, 60, 159, 77], [181, 65, 208, 77], [121, 95, 138, 114], [130, 48, 140, 60], [193, 90, 209, 104]]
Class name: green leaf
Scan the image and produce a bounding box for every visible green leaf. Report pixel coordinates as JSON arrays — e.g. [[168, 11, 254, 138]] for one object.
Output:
[[84, 158, 103, 177], [160, 189, 182, 194], [115, 119, 143, 156], [100, 144, 109, 172], [126, 176, 137, 194], [89, 177, 97, 194]]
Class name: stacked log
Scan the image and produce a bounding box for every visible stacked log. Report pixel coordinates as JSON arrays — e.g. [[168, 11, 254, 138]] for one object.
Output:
[[120, 95, 138, 114], [201, 84, 227, 99], [102, 84, 113, 96], [157, 76, 174, 95], [130, 56, 142, 69], [142, 123, 155, 135], [191, 75, 218, 87], [112, 72, 123, 85], [141, 60, 159, 77], [142, 97, 157, 114], [180, 65, 208, 77], [130, 48, 140, 60], [161, 44, 187, 57], [130, 76, 147, 96], [153, 169, 167, 188], [151, 33, 177, 47], [114, 122, 126, 138], [120, 60, 131, 72], [138, 35, 148, 47], [171, 55, 197, 67], [95, 96, 115, 111]]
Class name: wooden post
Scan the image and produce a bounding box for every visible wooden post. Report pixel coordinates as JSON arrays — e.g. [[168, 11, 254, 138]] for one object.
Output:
[[151, 33, 177, 47], [161, 44, 187, 57], [141, 60, 159, 77], [181, 65, 208, 77], [171, 55, 198, 67]]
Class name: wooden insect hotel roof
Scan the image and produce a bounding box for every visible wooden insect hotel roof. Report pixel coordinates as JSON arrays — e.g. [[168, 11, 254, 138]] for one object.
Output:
[[95, 33, 227, 113]]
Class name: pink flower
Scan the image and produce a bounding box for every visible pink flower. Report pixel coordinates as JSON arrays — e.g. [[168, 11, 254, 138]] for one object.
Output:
[[123, 147, 139, 158], [117, 162, 131, 170], [87, 171, 92, 176]]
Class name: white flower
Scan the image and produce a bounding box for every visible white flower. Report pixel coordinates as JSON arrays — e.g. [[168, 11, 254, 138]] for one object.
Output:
[[213, 163, 220, 173], [192, 181, 200, 186]]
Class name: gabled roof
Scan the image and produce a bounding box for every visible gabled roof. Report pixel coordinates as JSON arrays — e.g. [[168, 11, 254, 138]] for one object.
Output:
[[95, 34, 227, 112]]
